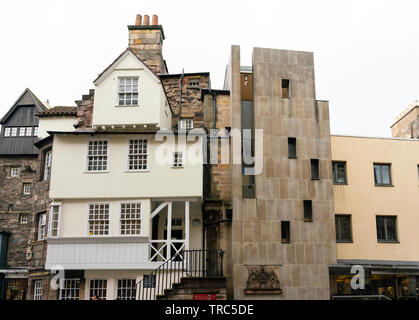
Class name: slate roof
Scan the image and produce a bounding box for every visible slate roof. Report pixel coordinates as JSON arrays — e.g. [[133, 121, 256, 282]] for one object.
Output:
[[37, 106, 77, 117]]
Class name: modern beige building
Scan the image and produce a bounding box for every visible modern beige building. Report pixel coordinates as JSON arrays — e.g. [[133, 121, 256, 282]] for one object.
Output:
[[330, 134, 419, 299]]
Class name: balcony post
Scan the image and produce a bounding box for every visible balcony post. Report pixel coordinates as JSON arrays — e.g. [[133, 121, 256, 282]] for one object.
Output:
[[185, 201, 190, 251], [167, 201, 172, 260]]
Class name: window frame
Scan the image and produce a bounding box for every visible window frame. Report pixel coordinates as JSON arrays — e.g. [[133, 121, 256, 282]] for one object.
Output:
[[335, 214, 353, 243], [187, 78, 200, 89], [117, 77, 139, 106], [11, 127, 17, 136], [303, 200, 313, 222], [48, 204, 61, 238], [4, 127, 11, 137], [116, 278, 137, 300], [19, 127, 26, 136], [310, 159, 320, 180], [33, 126, 39, 136], [59, 278, 80, 300], [119, 201, 143, 236], [33, 280, 43, 300], [373, 163, 392, 186], [10, 167, 20, 177], [172, 151, 184, 168], [281, 79, 290, 98], [87, 203, 111, 236], [281, 221, 291, 243], [89, 279, 107, 300], [23, 183, 32, 195], [37, 213, 47, 241], [288, 137, 297, 158], [86, 139, 109, 173], [179, 119, 194, 130], [332, 161, 347, 185], [20, 213, 28, 224], [43, 150, 52, 181], [376, 215, 398, 243], [127, 138, 148, 172]]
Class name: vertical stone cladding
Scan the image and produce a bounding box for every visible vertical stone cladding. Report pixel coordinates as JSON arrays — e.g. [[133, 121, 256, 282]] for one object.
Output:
[[161, 74, 210, 128], [75, 89, 94, 130], [128, 23, 167, 75], [229, 46, 336, 300]]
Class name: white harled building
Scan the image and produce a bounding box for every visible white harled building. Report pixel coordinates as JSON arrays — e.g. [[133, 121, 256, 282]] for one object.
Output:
[[43, 45, 205, 300]]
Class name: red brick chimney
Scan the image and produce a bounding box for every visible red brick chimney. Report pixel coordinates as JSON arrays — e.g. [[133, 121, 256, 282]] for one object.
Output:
[[128, 14, 167, 74]]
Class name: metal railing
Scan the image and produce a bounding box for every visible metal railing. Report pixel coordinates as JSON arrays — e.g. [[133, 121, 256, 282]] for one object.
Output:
[[135, 249, 224, 300]]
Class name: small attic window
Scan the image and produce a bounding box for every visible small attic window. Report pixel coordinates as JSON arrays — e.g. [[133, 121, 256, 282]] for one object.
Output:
[[187, 78, 200, 88], [118, 77, 138, 106], [281, 79, 290, 98]]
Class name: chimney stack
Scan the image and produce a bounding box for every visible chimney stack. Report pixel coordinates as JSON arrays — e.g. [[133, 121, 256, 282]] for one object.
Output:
[[128, 14, 167, 74], [143, 15, 150, 25], [135, 14, 142, 25]]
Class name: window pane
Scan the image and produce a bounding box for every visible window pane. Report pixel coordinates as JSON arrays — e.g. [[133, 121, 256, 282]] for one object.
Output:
[[381, 166, 391, 185], [373, 165, 381, 184]]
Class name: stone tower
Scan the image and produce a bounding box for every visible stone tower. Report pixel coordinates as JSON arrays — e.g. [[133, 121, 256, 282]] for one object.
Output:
[[128, 14, 167, 75], [224, 46, 337, 300], [391, 101, 419, 138]]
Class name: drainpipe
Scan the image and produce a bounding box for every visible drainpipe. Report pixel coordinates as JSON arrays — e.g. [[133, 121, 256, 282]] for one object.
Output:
[[178, 69, 184, 123]]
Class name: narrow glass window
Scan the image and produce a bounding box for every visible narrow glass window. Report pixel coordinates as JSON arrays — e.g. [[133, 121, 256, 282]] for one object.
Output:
[[288, 137, 297, 158], [117, 279, 136, 300], [26, 127, 32, 136], [34, 127, 39, 136], [19, 127, 25, 136], [38, 213, 47, 241], [49, 205, 60, 237], [89, 279, 107, 300], [335, 215, 352, 242], [4, 128, 10, 136], [33, 280, 43, 300], [23, 183, 31, 195], [311, 159, 320, 180], [281, 221, 290, 243], [281, 79, 290, 98], [303, 200, 313, 221], [11, 128, 17, 136], [172, 152, 183, 167], [59, 279, 80, 300], [10, 168, 19, 177], [44, 150, 52, 180], [376, 216, 398, 242]]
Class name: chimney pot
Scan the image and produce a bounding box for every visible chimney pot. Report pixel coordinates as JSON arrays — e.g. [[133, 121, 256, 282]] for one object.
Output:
[[143, 15, 150, 25], [152, 15, 158, 25], [135, 14, 142, 25]]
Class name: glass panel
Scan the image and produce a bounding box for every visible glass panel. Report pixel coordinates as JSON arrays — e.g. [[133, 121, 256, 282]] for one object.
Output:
[[376, 217, 386, 240], [385, 217, 397, 241], [381, 165, 391, 185], [374, 165, 381, 184]]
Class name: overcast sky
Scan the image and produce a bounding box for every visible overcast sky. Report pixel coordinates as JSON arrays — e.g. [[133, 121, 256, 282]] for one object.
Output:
[[0, 0, 418, 137]]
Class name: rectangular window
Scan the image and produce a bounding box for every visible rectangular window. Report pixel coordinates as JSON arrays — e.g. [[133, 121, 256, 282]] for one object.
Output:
[[118, 77, 138, 106], [335, 214, 352, 242], [117, 279, 136, 300], [34, 127, 38, 136], [120, 202, 142, 235], [38, 213, 47, 241], [332, 161, 347, 184], [4, 128, 10, 137], [49, 205, 60, 237], [187, 78, 200, 88], [281, 221, 290, 243], [128, 139, 148, 171], [172, 152, 183, 167], [281, 79, 290, 98], [89, 279, 107, 300], [20, 214, 28, 224], [373, 163, 392, 186], [19, 127, 25, 136], [288, 137, 297, 158], [33, 280, 43, 300], [44, 150, 52, 180], [11, 127, 17, 136], [303, 200, 313, 221], [59, 279, 80, 300], [10, 167, 19, 177], [87, 140, 108, 172], [179, 119, 194, 130], [88, 204, 110, 236], [23, 183, 31, 195], [311, 159, 320, 180], [376, 216, 398, 242], [26, 127, 32, 136]]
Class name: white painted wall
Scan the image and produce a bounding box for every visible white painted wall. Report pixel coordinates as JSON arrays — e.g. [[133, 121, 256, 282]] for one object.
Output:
[[49, 134, 203, 199], [92, 51, 171, 129], [37, 116, 77, 139]]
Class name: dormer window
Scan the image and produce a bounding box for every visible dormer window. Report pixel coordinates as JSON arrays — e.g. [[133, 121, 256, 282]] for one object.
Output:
[[179, 119, 193, 130], [118, 77, 138, 106]]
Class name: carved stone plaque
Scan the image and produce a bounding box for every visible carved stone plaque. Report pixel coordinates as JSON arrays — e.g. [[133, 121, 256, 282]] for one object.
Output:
[[244, 265, 282, 295]]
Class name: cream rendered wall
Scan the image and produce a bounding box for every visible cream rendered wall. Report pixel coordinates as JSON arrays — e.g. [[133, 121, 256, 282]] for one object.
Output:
[[57, 199, 150, 237], [37, 116, 77, 139], [332, 135, 419, 262], [93, 51, 171, 129], [49, 134, 203, 199]]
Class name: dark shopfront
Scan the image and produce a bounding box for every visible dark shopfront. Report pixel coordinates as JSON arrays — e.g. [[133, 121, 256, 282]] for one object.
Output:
[[330, 262, 419, 300]]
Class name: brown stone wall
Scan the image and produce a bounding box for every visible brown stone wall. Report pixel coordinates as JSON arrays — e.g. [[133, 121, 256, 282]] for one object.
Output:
[[161, 74, 210, 129], [75, 90, 94, 130], [229, 47, 336, 300]]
